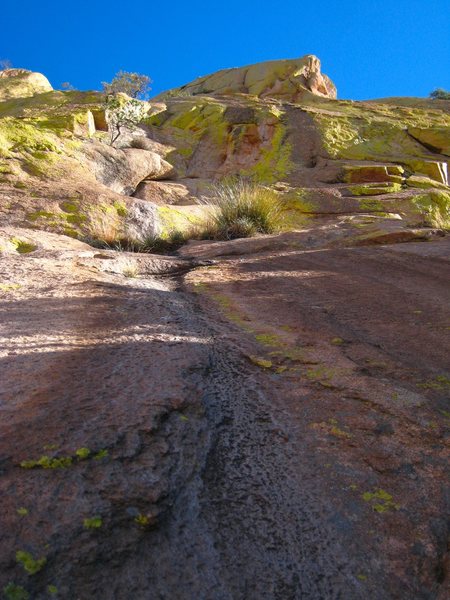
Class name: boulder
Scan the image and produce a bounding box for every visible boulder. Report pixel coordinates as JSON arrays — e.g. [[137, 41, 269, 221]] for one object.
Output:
[[133, 178, 212, 205], [158, 55, 336, 102], [82, 143, 176, 194], [0, 69, 52, 101], [123, 199, 161, 241]]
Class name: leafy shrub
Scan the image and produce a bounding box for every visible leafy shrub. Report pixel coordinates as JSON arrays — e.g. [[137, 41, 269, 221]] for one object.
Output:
[[102, 71, 151, 99], [105, 95, 147, 146], [198, 179, 286, 240], [429, 88, 450, 100]]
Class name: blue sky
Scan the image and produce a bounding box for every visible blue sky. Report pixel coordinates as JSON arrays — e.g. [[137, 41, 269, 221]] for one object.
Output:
[[2, 0, 449, 100]]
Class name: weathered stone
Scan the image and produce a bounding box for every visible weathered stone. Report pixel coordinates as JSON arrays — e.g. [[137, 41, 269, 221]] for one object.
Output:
[[0, 69, 53, 100], [403, 159, 448, 185], [406, 174, 449, 190], [342, 165, 404, 184], [158, 55, 336, 102], [123, 198, 161, 241], [82, 143, 176, 195], [133, 178, 212, 205], [408, 127, 450, 156]]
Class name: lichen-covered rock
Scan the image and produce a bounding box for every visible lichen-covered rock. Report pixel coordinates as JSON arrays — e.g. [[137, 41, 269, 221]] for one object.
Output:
[[342, 164, 404, 184], [402, 159, 448, 185], [408, 127, 450, 156], [158, 55, 336, 101], [0, 69, 53, 101]]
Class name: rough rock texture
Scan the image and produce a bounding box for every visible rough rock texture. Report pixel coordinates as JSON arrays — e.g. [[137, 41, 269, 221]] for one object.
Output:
[[122, 198, 162, 240], [0, 228, 449, 599], [133, 178, 212, 204], [0, 59, 450, 599], [0, 69, 53, 101], [82, 143, 176, 195], [158, 55, 337, 101]]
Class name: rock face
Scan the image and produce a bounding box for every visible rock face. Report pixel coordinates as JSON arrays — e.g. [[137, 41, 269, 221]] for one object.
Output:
[[0, 68, 53, 100], [0, 57, 449, 242], [1, 59, 450, 600], [159, 55, 336, 101]]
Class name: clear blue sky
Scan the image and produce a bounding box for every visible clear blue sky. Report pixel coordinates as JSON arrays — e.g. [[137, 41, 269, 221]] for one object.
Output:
[[2, 0, 449, 100]]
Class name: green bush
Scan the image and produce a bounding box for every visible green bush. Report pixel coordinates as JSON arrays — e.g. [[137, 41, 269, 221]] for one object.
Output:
[[429, 88, 450, 100]]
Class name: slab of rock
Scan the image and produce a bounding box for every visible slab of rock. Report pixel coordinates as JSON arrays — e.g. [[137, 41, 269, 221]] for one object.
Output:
[[408, 127, 450, 156]]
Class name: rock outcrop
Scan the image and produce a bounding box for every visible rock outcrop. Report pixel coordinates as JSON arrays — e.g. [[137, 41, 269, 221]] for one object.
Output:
[[0, 68, 53, 100], [0, 59, 449, 243], [159, 55, 336, 101]]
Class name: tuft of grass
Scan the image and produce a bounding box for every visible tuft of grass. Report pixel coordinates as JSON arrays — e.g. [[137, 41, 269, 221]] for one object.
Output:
[[121, 261, 140, 278], [197, 179, 286, 240], [89, 228, 189, 255], [86, 208, 121, 247], [10, 238, 36, 254]]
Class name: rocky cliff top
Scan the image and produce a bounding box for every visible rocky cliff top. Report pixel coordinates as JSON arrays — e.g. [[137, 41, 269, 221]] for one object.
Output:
[[158, 55, 337, 102], [0, 68, 53, 101]]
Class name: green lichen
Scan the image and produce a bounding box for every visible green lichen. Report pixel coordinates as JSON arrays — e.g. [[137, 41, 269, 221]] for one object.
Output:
[[94, 449, 109, 460], [249, 356, 273, 369], [60, 201, 78, 213], [255, 333, 282, 346], [113, 200, 127, 217], [63, 227, 79, 238], [361, 489, 400, 512], [134, 513, 151, 527], [349, 183, 402, 196], [27, 210, 55, 221], [47, 585, 58, 596], [16, 550, 47, 575], [20, 455, 73, 469], [16, 507, 29, 517], [83, 516, 102, 529], [75, 447, 90, 460], [0, 118, 60, 158], [411, 191, 450, 229], [3, 583, 29, 600], [0, 283, 21, 291], [357, 198, 385, 212], [65, 213, 86, 225], [243, 122, 293, 183], [417, 375, 450, 391]]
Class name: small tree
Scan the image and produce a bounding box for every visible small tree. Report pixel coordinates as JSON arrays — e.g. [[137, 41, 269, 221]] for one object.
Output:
[[61, 81, 76, 91], [105, 95, 147, 146], [0, 58, 12, 70], [429, 88, 450, 100], [102, 71, 152, 99]]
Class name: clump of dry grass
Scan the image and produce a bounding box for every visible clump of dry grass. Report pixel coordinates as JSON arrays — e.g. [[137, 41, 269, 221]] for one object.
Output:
[[197, 179, 286, 240], [86, 208, 122, 247]]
